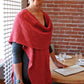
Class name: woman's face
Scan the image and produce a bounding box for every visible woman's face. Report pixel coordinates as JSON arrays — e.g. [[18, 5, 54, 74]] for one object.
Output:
[[29, 0, 43, 7]]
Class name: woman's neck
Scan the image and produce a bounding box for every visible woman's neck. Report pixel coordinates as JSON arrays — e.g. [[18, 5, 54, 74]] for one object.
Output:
[[28, 5, 41, 13]]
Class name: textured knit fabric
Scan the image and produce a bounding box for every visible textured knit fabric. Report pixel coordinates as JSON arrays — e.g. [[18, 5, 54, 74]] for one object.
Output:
[[13, 43, 53, 64], [9, 8, 53, 84], [12, 14, 53, 64], [12, 15, 53, 84]]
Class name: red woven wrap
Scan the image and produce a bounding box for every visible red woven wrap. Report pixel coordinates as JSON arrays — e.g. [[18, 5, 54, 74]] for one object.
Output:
[[9, 9, 53, 84]]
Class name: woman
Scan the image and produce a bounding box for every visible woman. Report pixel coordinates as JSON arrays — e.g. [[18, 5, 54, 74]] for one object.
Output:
[[9, 0, 67, 84]]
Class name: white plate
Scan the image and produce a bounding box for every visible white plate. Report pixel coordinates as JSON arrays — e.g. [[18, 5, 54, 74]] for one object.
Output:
[[55, 55, 72, 60], [64, 55, 72, 59], [55, 55, 60, 61], [76, 62, 84, 66], [78, 59, 84, 62]]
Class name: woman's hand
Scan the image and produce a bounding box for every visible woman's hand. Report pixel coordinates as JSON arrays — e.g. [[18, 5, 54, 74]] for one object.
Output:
[[54, 62, 68, 68], [50, 51, 68, 68]]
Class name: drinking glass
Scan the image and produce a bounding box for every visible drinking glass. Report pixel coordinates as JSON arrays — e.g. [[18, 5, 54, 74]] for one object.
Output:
[[75, 53, 82, 63], [75, 53, 78, 63], [59, 53, 65, 62], [79, 53, 82, 62]]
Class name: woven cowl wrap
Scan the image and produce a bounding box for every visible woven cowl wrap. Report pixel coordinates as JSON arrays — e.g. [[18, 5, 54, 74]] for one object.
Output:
[[9, 9, 53, 84]]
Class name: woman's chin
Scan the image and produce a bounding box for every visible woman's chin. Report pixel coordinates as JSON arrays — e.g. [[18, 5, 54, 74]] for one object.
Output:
[[34, 0, 42, 6], [34, 3, 42, 7]]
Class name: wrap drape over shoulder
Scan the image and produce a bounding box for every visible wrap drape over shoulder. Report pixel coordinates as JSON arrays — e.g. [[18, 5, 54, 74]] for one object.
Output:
[[9, 9, 53, 84]]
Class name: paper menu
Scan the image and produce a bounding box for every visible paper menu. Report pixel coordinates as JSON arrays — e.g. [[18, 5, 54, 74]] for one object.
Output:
[[54, 65, 84, 76]]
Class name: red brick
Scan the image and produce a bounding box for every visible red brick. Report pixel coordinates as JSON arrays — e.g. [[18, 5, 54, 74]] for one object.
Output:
[[80, 43, 84, 46], [59, 12, 71, 16], [71, 5, 83, 8], [64, 39, 76, 42], [72, 20, 82, 23], [65, 8, 77, 12], [77, 39, 84, 42], [71, 46, 77, 48], [42, 0, 84, 55], [54, 23, 66, 27], [73, 28, 84, 31], [58, 19, 71, 23], [66, 24, 77, 27], [64, 31, 77, 34], [78, 25, 84, 27], [78, 46, 82, 49], [53, 31, 64, 34], [78, 32, 84, 35], [70, 35, 82, 38], [70, 43, 80, 45]]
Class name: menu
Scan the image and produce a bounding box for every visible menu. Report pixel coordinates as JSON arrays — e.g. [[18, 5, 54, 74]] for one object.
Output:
[[54, 65, 84, 76]]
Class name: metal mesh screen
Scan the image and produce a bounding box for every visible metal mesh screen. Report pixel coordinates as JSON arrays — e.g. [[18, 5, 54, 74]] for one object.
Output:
[[3, 0, 22, 84]]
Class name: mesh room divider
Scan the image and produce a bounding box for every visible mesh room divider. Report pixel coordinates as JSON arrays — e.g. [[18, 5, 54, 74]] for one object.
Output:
[[3, 0, 22, 84]]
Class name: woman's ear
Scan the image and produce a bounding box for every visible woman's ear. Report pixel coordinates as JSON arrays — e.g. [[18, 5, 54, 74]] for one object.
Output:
[[27, 0, 30, 7]]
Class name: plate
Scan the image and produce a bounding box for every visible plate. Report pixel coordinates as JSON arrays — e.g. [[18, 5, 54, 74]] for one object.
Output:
[[55, 55, 72, 60], [78, 59, 84, 62], [76, 62, 84, 66], [64, 55, 72, 59], [55, 55, 60, 61]]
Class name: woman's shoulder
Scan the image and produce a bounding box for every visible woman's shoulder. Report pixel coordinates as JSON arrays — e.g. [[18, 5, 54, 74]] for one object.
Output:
[[15, 8, 27, 18], [13, 9, 27, 23]]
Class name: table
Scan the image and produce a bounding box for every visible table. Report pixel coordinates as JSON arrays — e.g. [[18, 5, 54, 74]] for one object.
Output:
[[50, 55, 84, 84]]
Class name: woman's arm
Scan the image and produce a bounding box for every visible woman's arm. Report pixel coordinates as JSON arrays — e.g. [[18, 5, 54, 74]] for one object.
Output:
[[50, 51, 67, 68], [49, 45, 67, 68], [12, 42, 24, 84], [14, 63, 23, 83]]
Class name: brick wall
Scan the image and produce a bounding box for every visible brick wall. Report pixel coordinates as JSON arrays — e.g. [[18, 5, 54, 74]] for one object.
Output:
[[41, 0, 84, 55]]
